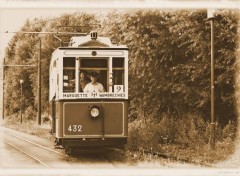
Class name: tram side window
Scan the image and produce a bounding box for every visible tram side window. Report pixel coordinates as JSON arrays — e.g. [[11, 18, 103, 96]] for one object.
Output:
[[63, 57, 75, 92], [112, 57, 124, 93]]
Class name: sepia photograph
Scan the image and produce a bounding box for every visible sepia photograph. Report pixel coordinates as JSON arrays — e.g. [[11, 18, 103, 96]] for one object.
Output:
[[0, 0, 240, 175]]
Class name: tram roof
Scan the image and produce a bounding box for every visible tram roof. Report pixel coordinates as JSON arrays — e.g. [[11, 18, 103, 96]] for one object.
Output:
[[57, 47, 129, 50], [68, 34, 127, 48]]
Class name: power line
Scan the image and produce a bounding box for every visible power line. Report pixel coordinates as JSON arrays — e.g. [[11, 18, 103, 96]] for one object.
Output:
[[5, 31, 88, 35], [3, 64, 36, 67]]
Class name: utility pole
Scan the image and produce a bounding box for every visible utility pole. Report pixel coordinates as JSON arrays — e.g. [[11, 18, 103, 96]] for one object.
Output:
[[2, 64, 36, 123], [4, 30, 88, 125], [208, 9, 216, 149], [38, 38, 41, 125], [2, 57, 5, 120], [20, 79, 24, 123]]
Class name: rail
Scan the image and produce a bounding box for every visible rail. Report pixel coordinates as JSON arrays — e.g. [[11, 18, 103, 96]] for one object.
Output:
[[4, 141, 52, 168]]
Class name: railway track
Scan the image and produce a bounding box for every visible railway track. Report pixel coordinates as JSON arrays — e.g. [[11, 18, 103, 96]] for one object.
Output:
[[100, 153, 118, 168], [4, 131, 90, 167], [2, 130, 76, 168], [5, 131, 65, 156], [4, 141, 52, 168], [66, 147, 118, 168], [1, 127, 207, 168], [1, 127, 118, 168], [6, 132, 65, 156]]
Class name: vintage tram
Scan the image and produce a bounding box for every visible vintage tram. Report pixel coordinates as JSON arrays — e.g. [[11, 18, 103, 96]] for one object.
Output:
[[49, 32, 128, 151]]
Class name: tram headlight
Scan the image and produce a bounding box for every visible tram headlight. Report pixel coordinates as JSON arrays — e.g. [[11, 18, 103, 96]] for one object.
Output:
[[90, 106, 100, 118]]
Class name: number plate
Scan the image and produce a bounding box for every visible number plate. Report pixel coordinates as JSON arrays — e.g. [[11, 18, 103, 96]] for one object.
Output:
[[67, 125, 83, 132], [114, 85, 124, 93]]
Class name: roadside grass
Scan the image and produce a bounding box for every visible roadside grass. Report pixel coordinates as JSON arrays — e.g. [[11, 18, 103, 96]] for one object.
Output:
[[127, 114, 237, 166], [2, 113, 236, 166], [2, 114, 52, 140]]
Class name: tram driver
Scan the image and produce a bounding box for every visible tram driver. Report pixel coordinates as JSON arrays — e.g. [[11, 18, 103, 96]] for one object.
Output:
[[84, 72, 105, 93]]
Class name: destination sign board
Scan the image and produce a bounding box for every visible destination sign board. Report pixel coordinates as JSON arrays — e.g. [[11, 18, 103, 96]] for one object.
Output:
[[60, 92, 127, 99]]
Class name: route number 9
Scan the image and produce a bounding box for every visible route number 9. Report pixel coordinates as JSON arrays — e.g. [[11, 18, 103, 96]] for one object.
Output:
[[68, 125, 82, 132], [114, 85, 123, 93]]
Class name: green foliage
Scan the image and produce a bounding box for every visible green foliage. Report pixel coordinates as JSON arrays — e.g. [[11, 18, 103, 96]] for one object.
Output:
[[24, 106, 37, 121], [4, 10, 238, 127], [222, 121, 237, 140], [4, 13, 98, 118], [128, 115, 236, 163], [128, 114, 211, 150], [101, 10, 238, 124], [3, 10, 238, 163]]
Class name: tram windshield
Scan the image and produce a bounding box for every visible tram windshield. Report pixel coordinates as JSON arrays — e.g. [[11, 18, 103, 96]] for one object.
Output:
[[79, 58, 108, 92], [62, 57, 126, 97]]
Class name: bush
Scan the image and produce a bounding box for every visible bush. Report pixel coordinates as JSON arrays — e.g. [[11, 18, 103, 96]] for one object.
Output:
[[128, 114, 236, 163], [222, 121, 237, 140], [128, 118, 157, 150], [24, 106, 37, 121]]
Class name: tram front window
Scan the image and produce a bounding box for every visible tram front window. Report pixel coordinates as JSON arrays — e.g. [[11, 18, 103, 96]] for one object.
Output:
[[79, 58, 108, 93], [62, 57, 126, 94], [112, 57, 125, 93], [63, 57, 75, 92]]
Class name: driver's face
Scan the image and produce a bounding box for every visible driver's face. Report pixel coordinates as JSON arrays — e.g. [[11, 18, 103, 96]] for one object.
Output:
[[91, 76, 97, 83]]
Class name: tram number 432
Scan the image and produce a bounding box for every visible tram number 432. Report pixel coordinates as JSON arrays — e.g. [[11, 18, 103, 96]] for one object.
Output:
[[68, 125, 83, 132]]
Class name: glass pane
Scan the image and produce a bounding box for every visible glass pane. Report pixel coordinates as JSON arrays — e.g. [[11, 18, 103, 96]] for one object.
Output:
[[112, 57, 125, 93], [81, 59, 108, 68], [79, 58, 108, 93], [113, 57, 124, 68], [79, 71, 90, 92], [113, 70, 124, 85], [63, 57, 75, 92], [112, 70, 124, 92], [79, 70, 107, 92], [63, 57, 75, 67], [63, 70, 75, 92]]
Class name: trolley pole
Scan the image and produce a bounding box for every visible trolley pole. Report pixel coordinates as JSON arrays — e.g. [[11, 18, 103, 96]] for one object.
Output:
[[38, 38, 42, 125], [208, 9, 216, 149]]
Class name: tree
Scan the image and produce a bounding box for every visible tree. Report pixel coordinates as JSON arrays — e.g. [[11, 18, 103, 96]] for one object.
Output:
[[101, 9, 238, 124], [4, 12, 98, 119], [4, 10, 238, 125]]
